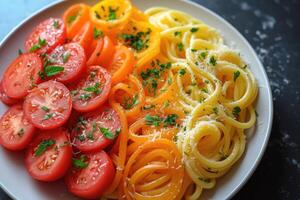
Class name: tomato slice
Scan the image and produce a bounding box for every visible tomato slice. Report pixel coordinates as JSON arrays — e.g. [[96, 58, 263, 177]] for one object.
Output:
[[25, 18, 66, 55], [107, 45, 135, 84], [0, 104, 35, 151], [62, 4, 90, 39], [70, 66, 111, 112], [72, 22, 93, 56], [66, 151, 115, 199], [0, 80, 20, 105], [46, 43, 86, 84], [2, 53, 42, 99], [25, 128, 72, 181], [87, 36, 115, 68], [70, 105, 121, 152], [23, 80, 72, 130]]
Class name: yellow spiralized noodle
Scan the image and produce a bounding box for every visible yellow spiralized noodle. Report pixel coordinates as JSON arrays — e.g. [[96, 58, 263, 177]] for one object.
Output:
[[100, 3, 258, 200]]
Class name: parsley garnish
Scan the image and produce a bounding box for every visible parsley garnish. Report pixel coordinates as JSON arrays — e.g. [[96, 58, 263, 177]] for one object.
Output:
[[163, 114, 178, 127], [124, 94, 139, 109], [35, 139, 55, 157], [43, 113, 53, 120], [213, 107, 218, 114], [99, 127, 114, 139], [29, 37, 47, 52], [93, 27, 103, 39], [144, 114, 178, 127], [53, 20, 59, 29], [84, 82, 102, 95], [41, 106, 50, 112], [62, 52, 71, 63], [209, 56, 217, 66], [190, 27, 199, 33], [179, 69, 186, 76], [191, 49, 197, 52], [174, 31, 182, 36], [232, 106, 241, 118], [80, 93, 91, 100], [86, 133, 94, 141], [121, 30, 151, 52], [177, 42, 184, 51], [38, 71, 45, 80], [44, 65, 64, 77], [145, 115, 162, 127], [199, 51, 207, 60], [72, 155, 88, 169], [108, 6, 117, 21], [67, 15, 77, 24], [233, 70, 240, 82], [94, 11, 101, 19]]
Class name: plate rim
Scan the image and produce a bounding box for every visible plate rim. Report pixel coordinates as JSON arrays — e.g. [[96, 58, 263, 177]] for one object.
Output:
[[0, 0, 273, 199]]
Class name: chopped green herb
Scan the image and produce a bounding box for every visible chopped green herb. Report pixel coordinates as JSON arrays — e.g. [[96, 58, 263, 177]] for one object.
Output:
[[67, 15, 78, 24], [29, 37, 47, 52], [35, 139, 55, 157], [204, 80, 209, 84], [242, 64, 248, 69], [163, 100, 169, 108], [213, 107, 218, 114], [177, 42, 184, 51], [145, 114, 178, 127], [167, 77, 172, 85], [45, 65, 64, 77], [41, 106, 50, 112], [201, 88, 208, 93], [163, 114, 178, 127], [115, 128, 121, 135], [53, 20, 60, 29], [38, 71, 45, 80], [121, 30, 150, 52], [145, 115, 162, 127], [124, 94, 139, 109], [233, 70, 240, 82], [174, 31, 182, 36], [43, 113, 53, 120], [100, 127, 114, 139], [179, 69, 186, 76], [191, 49, 197, 52], [199, 51, 207, 60], [84, 82, 102, 95], [232, 106, 241, 118], [108, 6, 117, 21], [71, 90, 78, 96], [94, 11, 101, 19], [93, 27, 104, 39], [72, 155, 88, 169], [199, 177, 211, 183], [77, 134, 86, 142], [62, 52, 71, 63], [86, 133, 94, 140], [79, 93, 92, 100], [18, 49, 23, 55], [209, 56, 217, 66], [190, 27, 199, 33], [173, 135, 178, 142]]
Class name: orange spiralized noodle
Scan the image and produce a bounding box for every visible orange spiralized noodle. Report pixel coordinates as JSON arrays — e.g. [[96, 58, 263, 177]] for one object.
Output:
[[121, 139, 184, 200]]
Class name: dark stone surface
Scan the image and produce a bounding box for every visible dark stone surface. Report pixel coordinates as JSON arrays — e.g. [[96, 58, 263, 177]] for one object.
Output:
[[0, 0, 299, 199]]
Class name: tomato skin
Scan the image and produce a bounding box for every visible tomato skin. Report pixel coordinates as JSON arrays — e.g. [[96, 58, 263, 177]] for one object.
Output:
[[25, 129, 72, 181], [66, 151, 115, 199], [2, 53, 42, 99], [71, 66, 111, 112], [72, 22, 93, 56], [23, 80, 72, 130], [0, 104, 35, 151], [0, 80, 20, 105], [47, 42, 87, 84], [25, 18, 66, 55], [70, 105, 121, 152]]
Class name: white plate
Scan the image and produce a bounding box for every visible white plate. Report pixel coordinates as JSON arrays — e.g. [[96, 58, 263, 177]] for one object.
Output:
[[0, 0, 273, 199]]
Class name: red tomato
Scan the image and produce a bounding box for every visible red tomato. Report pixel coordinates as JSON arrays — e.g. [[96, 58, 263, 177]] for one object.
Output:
[[0, 80, 20, 105], [2, 53, 42, 99], [23, 80, 72, 130], [70, 66, 111, 112], [66, 151, 115, 199], [25, 128, 72, 181], [0, 105, 35, 151], [46, 43, 86, 84], [25, 18, 66, 55], [70, 105, 121, 152]]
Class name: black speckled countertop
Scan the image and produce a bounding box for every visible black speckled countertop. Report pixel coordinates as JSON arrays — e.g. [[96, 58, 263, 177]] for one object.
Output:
[[0, 0, 299, 199]]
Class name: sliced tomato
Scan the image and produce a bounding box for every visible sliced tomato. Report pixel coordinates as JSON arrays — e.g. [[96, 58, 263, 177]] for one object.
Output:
[[70, 105, 121, 152], [66, 151, 115, 199], [46, 43, 86, 84], [0, 105, 35, 151], [0, 80, 20, 105], [25, 128, 72, 181], [107, 45, 135, 84], [62, 4, 90, 39], [23, 80, 72, 130], [2, 53, 42, 99], [72, 22, 93, 56], [87, 36, 115, 68], [25, 18, 66, 55], [70, 66, 111, 112]]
